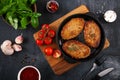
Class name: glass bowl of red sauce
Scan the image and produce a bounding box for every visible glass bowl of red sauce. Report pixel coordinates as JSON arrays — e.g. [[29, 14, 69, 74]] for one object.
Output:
[[17, 65, 41, 80], [46, 0, 59, 13]]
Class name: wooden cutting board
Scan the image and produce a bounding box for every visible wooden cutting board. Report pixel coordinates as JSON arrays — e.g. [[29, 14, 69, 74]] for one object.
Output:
[[33, 5, 110, 75]]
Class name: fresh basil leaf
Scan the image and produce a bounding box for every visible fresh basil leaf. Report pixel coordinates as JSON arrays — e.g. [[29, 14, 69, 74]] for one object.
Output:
[[31, 17, 39, 28], [32, 12, 41, 18], [17, 3, 32, 12], [20, 17, 28, 29], [0, 0, 12, 5], [16, 10, 32, 18], [9, 0, 13, 3], [17, 0, 28, 4], [29, 0, 37, 4], [13, 18, 18, 29], [6, 12, 14, 26], [0, 2, 15, 15]]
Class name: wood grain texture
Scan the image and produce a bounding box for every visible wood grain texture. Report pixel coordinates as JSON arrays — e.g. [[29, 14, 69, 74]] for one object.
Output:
[[33, 5, 109, 75]]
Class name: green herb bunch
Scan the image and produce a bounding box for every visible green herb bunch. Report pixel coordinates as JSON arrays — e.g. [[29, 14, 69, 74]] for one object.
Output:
[[0, 0, 41, 29]]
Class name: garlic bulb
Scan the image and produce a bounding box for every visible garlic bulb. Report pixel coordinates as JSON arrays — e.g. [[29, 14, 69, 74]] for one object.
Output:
[[0, 40, 14, 55], [15, 34, 23, 44], [13, 44, 22, 52]]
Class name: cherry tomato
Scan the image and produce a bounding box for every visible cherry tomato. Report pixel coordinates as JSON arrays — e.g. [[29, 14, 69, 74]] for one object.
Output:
[[42, 24, 49, 31], [47, 29, 56, 38], [44, 47, 53, 56], [38, 30, 45, 39], [36, 39, 43, 46], [53, 49, 62, 58], [44, 37, 52, 45]]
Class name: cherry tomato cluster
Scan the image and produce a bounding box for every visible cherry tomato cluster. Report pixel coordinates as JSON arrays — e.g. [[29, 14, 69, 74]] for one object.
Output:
[[36, 24, 61, 58], [36, 24, 56, 46], [44, 47, 62, 58]]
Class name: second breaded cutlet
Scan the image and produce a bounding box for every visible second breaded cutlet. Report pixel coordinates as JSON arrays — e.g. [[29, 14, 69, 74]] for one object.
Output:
[[61, 18, 85, 40], [84, 20, 101, 48]]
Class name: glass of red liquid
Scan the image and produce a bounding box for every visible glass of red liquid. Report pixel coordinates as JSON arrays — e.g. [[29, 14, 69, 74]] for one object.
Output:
[[46, 0, 59, 13], [17, 65, 41, 80]]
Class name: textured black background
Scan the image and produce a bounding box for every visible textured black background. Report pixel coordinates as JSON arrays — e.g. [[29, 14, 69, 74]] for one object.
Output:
[[0, 0, 120, 80]]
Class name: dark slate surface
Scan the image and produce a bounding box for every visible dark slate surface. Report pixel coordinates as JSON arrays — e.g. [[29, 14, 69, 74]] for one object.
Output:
[[0, 0, 120, 80]]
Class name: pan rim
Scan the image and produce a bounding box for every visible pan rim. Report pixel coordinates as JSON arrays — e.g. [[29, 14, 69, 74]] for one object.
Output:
[[56, 12, 105, 63]]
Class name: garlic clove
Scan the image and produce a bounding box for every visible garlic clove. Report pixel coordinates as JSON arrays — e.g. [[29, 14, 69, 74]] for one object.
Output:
[[0, 40, 14, 55], [1, 40, 12, 51], [13, 44, 22, 52], [1, 40, 12, 47], [15, 34, 23, 44], [2, 47, 14, 55]]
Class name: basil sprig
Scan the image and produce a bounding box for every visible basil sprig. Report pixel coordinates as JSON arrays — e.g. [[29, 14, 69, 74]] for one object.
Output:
[[0, 0, 41, 29]]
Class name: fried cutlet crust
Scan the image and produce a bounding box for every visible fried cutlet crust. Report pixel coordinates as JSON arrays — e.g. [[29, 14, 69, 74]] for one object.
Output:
[[62, 40, 91, 59], [84, 20, 101, 48], [61, 18, 85, 40]]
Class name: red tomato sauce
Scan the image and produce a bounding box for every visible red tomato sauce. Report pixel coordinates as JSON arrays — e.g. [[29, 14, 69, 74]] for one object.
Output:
[[20, 67, 39, 80], [47, 0, 59, 13]]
